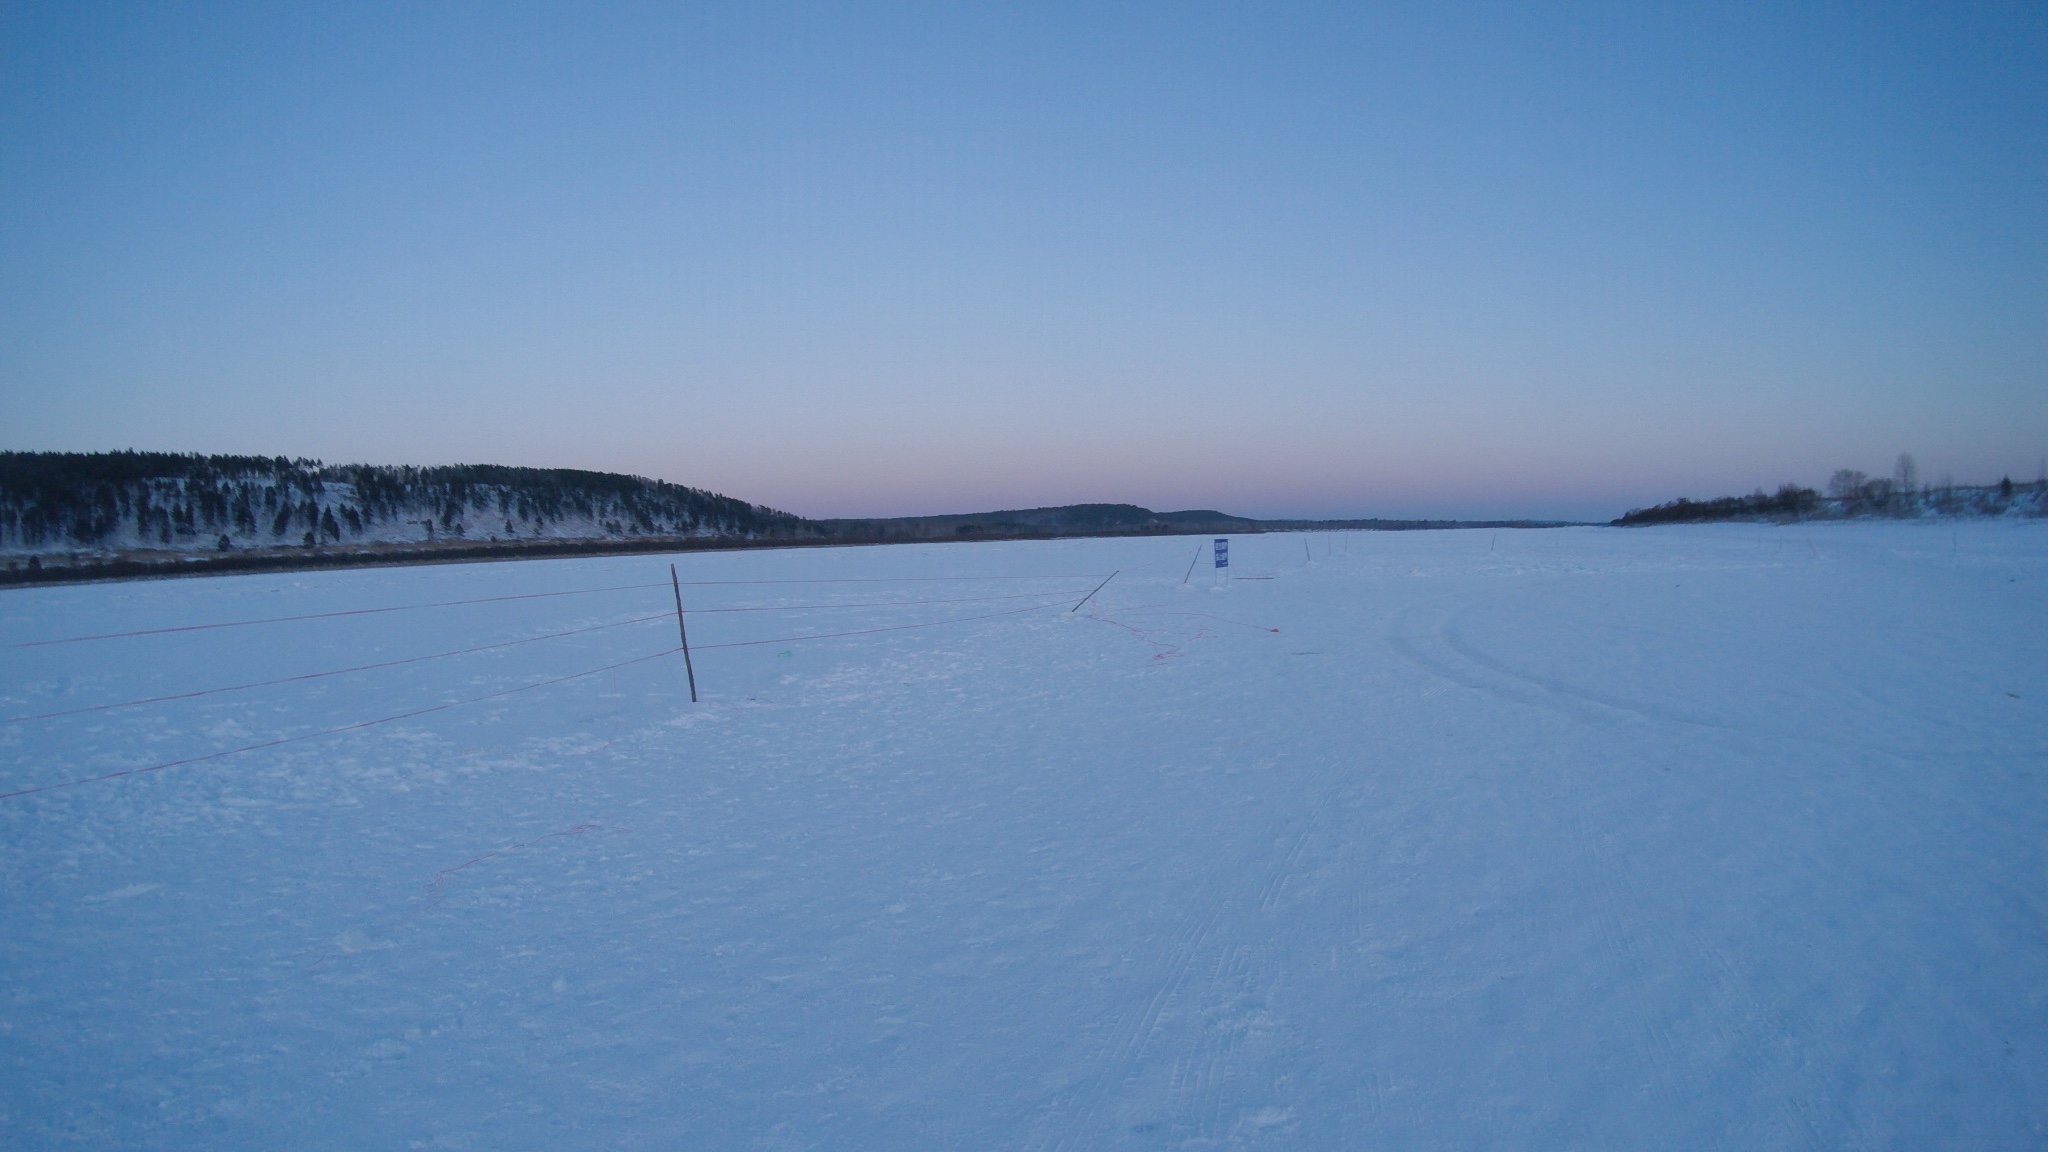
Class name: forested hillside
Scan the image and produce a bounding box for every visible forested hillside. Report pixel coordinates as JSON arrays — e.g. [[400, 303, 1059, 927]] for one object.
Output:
[[0, 452, 806, 554]]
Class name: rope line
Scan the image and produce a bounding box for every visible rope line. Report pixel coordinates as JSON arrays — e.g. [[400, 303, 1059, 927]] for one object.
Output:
[[693, 597, 1076, 651], [5, 589, 1101, 730], [8, 575, 1111, 649], [305, 822, 620, 970], [1105, 600, 1281, 632], [429, 824, 601, 891], [687, 588, 1092, 614], [1081, 608, 1204, 660], [4, 612, 674, 725], [6, 582, 674, 649], [6, 590, 1091, 724], [673, 575, 1108, 585], [0, 578, 1105, 801], [1139, 609, 1281, 633], [0, 647, 681, 801]]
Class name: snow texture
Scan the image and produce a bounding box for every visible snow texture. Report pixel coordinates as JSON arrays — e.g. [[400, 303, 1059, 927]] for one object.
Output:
[[2, 522, 2044, 1149]]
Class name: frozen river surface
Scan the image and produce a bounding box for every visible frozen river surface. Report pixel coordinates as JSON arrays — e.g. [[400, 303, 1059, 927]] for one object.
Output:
[[2, 523, 2044, 1149]]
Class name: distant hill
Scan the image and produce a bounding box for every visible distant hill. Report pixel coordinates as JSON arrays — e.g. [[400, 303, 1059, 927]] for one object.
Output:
[[818, 504, 1262, 539], [822, 504, 1574, 539]]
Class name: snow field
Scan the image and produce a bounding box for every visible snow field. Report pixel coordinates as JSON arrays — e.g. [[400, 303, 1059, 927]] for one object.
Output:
[[1, 523, 2044, 1149]]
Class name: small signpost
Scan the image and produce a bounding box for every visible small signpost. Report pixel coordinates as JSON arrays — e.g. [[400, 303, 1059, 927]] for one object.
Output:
[[1213, 537, 1228, 587]]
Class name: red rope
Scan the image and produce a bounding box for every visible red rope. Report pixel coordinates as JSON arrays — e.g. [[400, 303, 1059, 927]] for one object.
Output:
[[9, 575, 1110, 649], [675, 575, 1108, 585], [6, 581, 674, 648], [1153, 610, 1280, 633], [0, 586, 1100, 801], [429, 823, 601, 890], [1082, 610, 1201, 660], [687, 588, 1091, 614], [307, 821, 624, 970], [693, 596, 1077, 650], [6, 591, 1087, 725], [1103, 600, 1281, 632]]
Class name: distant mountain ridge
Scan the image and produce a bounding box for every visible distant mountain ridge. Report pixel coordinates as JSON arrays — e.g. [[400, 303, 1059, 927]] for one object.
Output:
[[818, 504, 1262, 538], [820, 503, 1568, 539], [1, 451, 1572, 583]]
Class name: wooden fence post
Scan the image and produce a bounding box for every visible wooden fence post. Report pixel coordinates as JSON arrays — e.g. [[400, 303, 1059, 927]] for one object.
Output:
[[670, 563, 697, 703]]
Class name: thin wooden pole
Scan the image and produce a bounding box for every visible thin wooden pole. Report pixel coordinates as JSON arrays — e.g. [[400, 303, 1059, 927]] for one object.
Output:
[[1071, 570, 1118, 612], [1181, 544, 1203, 584], [670, 563, 697, 703]]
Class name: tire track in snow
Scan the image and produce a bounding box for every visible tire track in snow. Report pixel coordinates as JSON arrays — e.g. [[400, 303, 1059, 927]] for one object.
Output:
[[1413, 591, 1871, 1149], [1440, 612, 1750, 736], [1435, 608, 2038, 763], [1418, 589, 1720, 1141], [1381, 610, 1622, 732], [1396, 592, 1693, 1134], [1413, 584, 1832, 1151]]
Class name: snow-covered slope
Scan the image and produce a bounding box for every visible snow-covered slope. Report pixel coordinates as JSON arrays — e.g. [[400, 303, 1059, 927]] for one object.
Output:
[[0, 453, 802, 559], [1, 522, 2043, 1148]]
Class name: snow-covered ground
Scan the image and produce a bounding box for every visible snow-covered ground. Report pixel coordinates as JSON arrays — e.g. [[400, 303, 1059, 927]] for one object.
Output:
[[2, 522, 2043, 1150]]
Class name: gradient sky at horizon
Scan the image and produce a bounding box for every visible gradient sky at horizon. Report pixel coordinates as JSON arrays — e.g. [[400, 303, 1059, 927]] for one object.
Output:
[[3, 2, 2043, 521]]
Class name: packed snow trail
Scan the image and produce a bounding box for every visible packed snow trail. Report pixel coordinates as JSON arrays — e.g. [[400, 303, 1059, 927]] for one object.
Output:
[[0, 524, 2042, 1149]]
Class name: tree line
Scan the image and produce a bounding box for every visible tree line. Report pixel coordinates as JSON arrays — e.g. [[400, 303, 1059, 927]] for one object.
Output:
[[1614, 454, 2046, 526], [0, 451, 807, 551]]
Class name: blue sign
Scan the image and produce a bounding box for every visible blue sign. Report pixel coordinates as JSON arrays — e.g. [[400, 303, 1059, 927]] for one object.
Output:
[[1213, 538, 1228, 568]]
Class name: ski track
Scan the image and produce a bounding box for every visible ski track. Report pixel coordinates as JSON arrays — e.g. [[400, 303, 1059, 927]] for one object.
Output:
[[1030, 782, 1331, 1151], [1030, 858, 1231, 1152]]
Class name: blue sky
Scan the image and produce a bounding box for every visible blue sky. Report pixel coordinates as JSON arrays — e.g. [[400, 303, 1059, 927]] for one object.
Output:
[[2, 2, 2043, 520]]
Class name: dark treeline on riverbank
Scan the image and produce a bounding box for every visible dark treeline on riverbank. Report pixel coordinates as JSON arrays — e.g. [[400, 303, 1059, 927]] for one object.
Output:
[[1616, 457, 2045, 526]]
